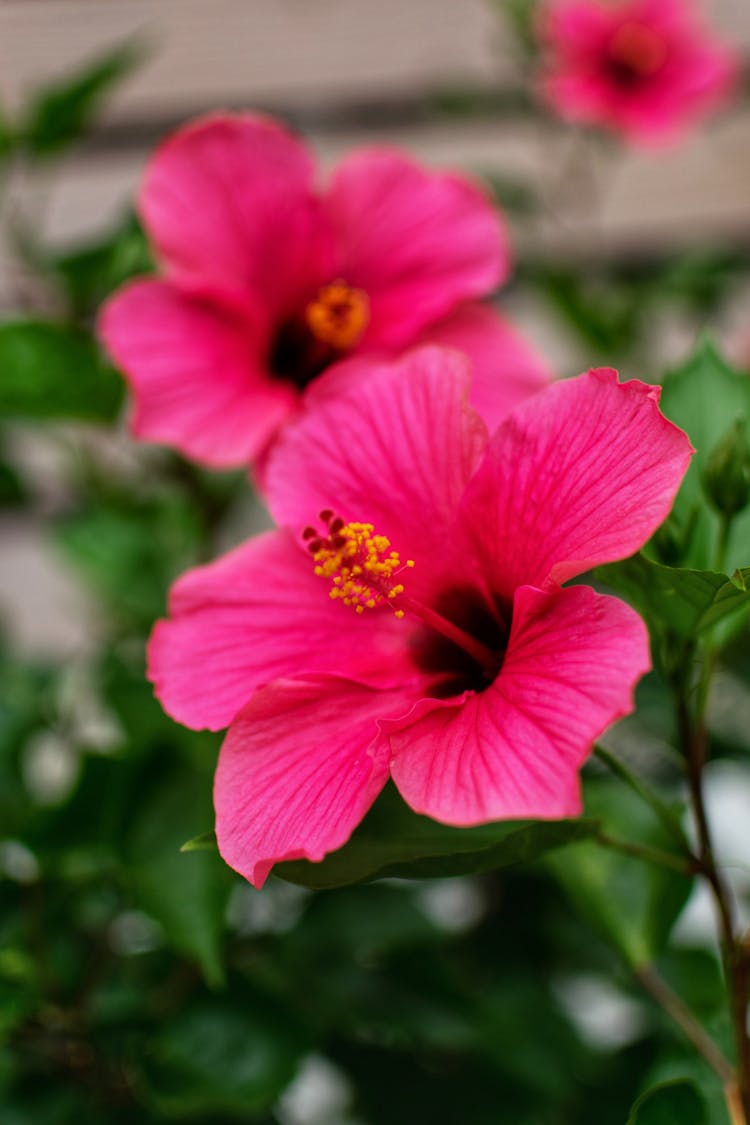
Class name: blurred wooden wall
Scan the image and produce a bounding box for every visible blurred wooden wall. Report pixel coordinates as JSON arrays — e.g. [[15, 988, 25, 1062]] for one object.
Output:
[[0, 0, 748, 266]]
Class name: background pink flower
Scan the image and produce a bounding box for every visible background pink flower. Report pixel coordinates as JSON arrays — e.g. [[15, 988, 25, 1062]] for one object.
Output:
[[148, 347, 692, 887], [98, 113, 551, 468], [537, 0, 739, 145]]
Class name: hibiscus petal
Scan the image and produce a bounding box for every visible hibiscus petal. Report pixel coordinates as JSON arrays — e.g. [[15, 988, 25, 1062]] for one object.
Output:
[[99, 279, 296, 467], [325, 148, 510, 350], [417, 303, 553, 431], [148, 529, 415, 732], [460, 368, 693, 601], [140, 113, 330, 318], [389, 584, 649, 823], [264, 347, 489, 603], [214, 676, 416, 887]]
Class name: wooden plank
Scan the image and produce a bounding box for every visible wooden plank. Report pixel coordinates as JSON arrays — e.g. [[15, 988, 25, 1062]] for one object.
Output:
[[3, 110, 746, 267], [2, 0, 746, 128], [0, 0, 504, 120]]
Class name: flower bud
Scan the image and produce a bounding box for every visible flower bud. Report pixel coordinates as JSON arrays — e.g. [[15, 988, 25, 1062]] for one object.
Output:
[[702, 418, 750, 518]]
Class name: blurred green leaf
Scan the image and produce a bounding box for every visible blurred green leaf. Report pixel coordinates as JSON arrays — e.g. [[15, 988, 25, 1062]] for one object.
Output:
[[138, 994, 306, 1117], [52, 212, 152, 318], [0, 321, 122, 421], [548, 782, 692, 967], [627, 1079, 707, 1124], [530, 266, 640, 356], [660, 341, 750, 570], [22, 41, 144, 157], [56, 493, 201, 628], [595, 554, 750, 639], [0, 104, 15, 162], [180, 831, 217, 854], [126, 771, 233, 987], [277, 784, 598, 889]]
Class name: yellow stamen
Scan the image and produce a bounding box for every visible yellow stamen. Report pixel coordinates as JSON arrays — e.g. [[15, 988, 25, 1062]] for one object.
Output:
[[305, 280, 369, 351], [311, 519, 412, 615]]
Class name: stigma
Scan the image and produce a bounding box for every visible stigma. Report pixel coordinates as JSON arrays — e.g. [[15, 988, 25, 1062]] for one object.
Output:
[[303, 511, 414, 615], [305, 281, 369, 351]]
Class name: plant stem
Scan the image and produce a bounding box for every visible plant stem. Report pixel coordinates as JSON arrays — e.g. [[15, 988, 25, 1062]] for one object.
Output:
[[675, 670, 750, 1121], [635, 963, 735, 1085], [715, 515, 733, 576], [594, 743, 690, 849], [595, 830, 693, 874]]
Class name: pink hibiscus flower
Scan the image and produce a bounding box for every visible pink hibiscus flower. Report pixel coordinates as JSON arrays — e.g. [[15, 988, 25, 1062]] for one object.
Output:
[[537, 0, 739, 145], [148, 347, 692, 887], [98, 113, 551, 468]]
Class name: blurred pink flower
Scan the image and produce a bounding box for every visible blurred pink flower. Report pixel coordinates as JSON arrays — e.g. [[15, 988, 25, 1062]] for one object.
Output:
[[98, 113, 550, 468], [148, 347, 692, 887], [537, 0, 739, 145]]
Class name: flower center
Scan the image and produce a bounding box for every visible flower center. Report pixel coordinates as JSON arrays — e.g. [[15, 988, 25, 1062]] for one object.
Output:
[[305, 281, 369, 351], [606, 22, 667, 85], [269, 281, 370, 389], [303, 511, 502, 684]]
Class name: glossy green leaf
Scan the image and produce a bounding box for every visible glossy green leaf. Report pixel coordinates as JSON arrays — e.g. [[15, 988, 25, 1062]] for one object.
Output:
[[659, 341, 750, 570], [125, 773, 232, 987], [277, 784, 598, 889], [0, 321, 122, 421], [595, 553, 750, 638], [627, 1079, 707, 1125], [22, 41, 144, 156]]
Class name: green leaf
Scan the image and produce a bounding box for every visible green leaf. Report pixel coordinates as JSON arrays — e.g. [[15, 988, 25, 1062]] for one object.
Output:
[[0, 321, 122, 421], [52, 212, 152, 318], [180, 831, 217, 853], [138, 994, 307, 1118], [277, 784, 598, 889], [56, 492, 201, 628], [125, 772, 233, 987], [627, 1079, 707, 1125], [595, 553, 750, 638], [659, 341, 750, 570], [22, 41, 145, 156], [548, 781, 692, 966], [0, 104, 15, 163]]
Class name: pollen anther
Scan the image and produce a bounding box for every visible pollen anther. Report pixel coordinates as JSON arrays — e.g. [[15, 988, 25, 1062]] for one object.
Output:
[[307, 514, 413, 615], [305, 281, 369, 351]]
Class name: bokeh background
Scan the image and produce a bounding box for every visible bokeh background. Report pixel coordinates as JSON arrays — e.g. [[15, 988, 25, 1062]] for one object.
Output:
[[1, 2, 750, 1123]]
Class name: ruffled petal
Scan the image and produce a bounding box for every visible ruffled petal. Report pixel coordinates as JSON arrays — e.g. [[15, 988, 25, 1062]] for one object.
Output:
[[417, 303, 553, 431], [140, 113, 330, 318], [264, 346, 489, 604], [148, 530, 415, 732], [214, 675, 418, 887], [460, 368, 693, 601], [325, 148, 510, 349], [99, 279, 295, 467], [389, 584, 649, 823]]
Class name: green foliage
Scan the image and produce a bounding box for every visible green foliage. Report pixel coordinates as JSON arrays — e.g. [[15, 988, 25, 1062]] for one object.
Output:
[[0, 321, 122, 421], [52, 213, 152, 319], [277, 783, 598, 889], [659, 341, 750, 570], [627, 1079, 707, 1125], [21, 42, 144, 157], [548, 781, 691, 967], [125, 771, 233, 987], [595, 554, 750, 639], [138, 993, 308, 1117]]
